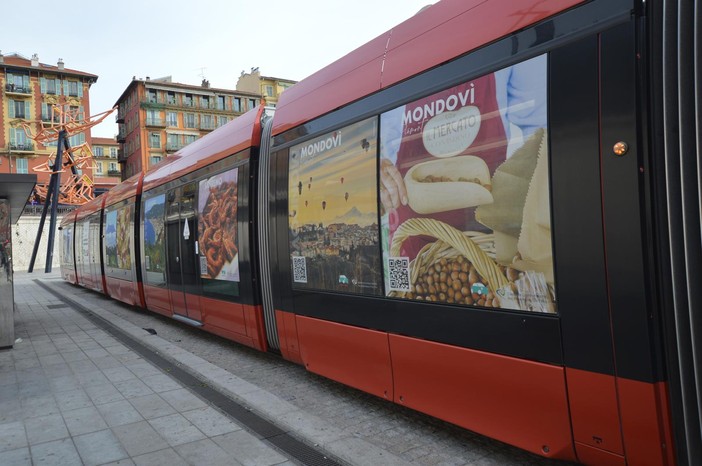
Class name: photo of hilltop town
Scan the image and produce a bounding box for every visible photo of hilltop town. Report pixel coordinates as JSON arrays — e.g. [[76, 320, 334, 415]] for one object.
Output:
[[288, 117, 382, 295]]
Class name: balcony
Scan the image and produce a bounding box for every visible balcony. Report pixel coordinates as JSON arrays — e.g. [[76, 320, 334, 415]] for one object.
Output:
[[141, 98, 165, 109], [5, 84, 31, 96], [145, 117, 166, 128], [41, 115, 60, 123], [116, 109, 125, 123], [107, 169, 121, 177], [117, 149, 128, 162], [116, 131, 126, 143], [9, 142, 34, 152], [199, 121, 215, 131], [166, 142, 185, 152]]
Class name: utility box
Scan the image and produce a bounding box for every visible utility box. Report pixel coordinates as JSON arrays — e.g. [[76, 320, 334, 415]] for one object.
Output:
[[0, 199, 14, 348], [0, 174, 37, 349]]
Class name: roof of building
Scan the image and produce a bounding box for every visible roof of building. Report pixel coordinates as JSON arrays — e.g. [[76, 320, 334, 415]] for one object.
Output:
[[114, 78, 260, 106], [0, 53, 98, 81], [92, 137, 118, 146], [261, 76, 297, 84]]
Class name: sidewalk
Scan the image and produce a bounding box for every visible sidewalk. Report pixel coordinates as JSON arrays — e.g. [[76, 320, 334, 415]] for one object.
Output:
[[0, 271, 411, 466], [1, 271, 299, 466]]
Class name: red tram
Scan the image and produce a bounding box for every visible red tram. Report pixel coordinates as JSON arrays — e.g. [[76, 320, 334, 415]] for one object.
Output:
[[60, 0, 702, 464]]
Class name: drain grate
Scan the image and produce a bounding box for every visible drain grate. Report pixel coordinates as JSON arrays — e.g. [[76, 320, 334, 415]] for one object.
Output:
[[47, 304, 69, 309], [36, 280, 343, 466]]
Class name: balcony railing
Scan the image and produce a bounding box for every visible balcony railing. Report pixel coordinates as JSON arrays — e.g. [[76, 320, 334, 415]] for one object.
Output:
[[5, 84, 31, 94], [166, 142, 185, 151], [145, 117, 166, 127], [199, 121, 215, 130], [9, 142, 34, 151], [41, 115, 60, 123], [116, 110, 125, 123], [117, 149, 127, 162], [107, 169, 121, 177]]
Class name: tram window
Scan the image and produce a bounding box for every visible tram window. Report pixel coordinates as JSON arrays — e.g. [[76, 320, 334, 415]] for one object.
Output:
[[379, 54, 556, 314], [198, 167, 240, 297], [287, 117, 382, 296], [61, 225, 73, 267], [143, 193, 167, 286], [105, 204, 134, 270]]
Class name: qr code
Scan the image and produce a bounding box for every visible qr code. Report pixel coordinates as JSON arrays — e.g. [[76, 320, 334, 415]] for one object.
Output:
[[292, 256, 307, 283], [387, 257, 411, 292], [199, 256, 207, 276]]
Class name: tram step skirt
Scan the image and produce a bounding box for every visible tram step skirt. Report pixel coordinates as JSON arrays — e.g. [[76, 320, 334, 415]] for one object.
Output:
[[172, 314, 203, 327]]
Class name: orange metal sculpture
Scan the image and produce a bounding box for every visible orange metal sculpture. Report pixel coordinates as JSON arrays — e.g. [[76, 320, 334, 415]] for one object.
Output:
[[17, 104, 114, 204]]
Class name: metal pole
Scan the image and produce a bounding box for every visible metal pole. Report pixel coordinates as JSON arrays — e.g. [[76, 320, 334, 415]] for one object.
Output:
[[44, 129, 66, 273], [27, 133, 63, 273]]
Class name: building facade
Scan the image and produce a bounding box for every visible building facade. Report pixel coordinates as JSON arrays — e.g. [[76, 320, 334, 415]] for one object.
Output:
[[236, 67, 296, 107], [0, 52, 98, 193], [115, 77, 262, 179], [90, 137, 120, 195]]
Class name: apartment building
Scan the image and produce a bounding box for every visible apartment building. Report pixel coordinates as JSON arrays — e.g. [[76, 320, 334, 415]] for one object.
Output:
[[115, 76, 261, 179], [236, 67, 296, 107], [91, 137, 120, 195], [0, 52, 98, 190]]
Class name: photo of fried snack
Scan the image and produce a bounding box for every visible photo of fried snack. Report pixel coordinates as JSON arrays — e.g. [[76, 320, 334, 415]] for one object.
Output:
[[198, 180, 238, 279]]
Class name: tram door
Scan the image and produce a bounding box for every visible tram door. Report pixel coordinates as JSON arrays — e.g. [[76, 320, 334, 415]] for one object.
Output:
[[166, 183, 202, 322]]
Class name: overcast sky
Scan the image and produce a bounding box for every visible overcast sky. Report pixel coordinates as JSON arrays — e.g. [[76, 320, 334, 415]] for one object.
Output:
[[1, 0, 434, 137]]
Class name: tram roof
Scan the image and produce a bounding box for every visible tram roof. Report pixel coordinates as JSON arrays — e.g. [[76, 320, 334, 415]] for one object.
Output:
[[141, 105, 264, 193], [271, 0, 583, 136]]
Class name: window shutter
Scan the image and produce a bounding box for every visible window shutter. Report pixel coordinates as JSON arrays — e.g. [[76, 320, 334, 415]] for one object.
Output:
[[25, 101, 31, 118], [40, 78, 47, 93], [9, 101, 14, 118], [79, 105, 84, 121], [78, 82, 83, 97], [63, 80, 69, 95], [23, 75, 29, 89], [55, 79, 60, 93], [9, 129, 15, 145]]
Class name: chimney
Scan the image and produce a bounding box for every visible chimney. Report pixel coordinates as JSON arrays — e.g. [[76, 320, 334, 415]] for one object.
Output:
[[201, 79, 210, 88], [0, 50, 3, 64], [57, 58, 64, 70], [31, 53, 39, 67]]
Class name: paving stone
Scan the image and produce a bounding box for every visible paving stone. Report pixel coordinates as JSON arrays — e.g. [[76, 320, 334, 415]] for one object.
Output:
[[102, 366, 137, 383], [132, 448, 189, 466], [20, 394, 59, 419], [63, 406, 109, 436], [129, 394, 176, 419], [0, 447, 31, 466], [0, 421, 27, 452], [213, 430, 289, 466], [55, 388, 93, 411], [24, 413, 69, 445], [112, 420, 170, 457], [148, 413, 207, 447], [141, 373, 182, 393], [159, 388, 207, 412], [73, 429, 129, 466], [85, 382, 125, 405], [97, 400, 144, 427], [114, 379, 154, 399], [182, 406, 240, 437], [174, 438, 238, 466]]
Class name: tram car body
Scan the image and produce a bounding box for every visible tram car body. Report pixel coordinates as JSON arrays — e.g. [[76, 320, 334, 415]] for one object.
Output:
[[60, 0, 702, 464]]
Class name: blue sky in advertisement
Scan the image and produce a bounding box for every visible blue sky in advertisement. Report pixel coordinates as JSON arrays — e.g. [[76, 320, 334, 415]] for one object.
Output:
[[0, 0, 433, 138]]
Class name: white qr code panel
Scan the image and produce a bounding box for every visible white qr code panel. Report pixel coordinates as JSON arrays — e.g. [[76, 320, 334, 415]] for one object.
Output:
[[387, 257, 411, 292], [200, 255, 207, 276], [292, 256, 308, 283]]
